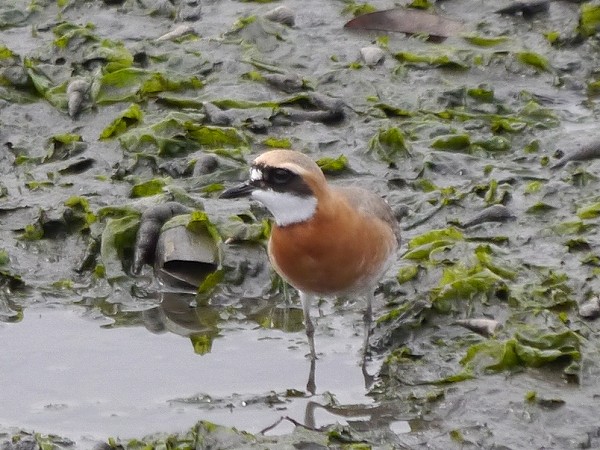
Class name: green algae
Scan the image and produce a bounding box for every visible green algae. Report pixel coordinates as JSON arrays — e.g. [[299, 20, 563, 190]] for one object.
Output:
[[99, 104, 143, 140], [462, 34, 510, 47], [431, 133, 471, 151], [394, 49, 471, 69], [342, 2, 377, 17], [96, 68, 203, 104], [367, 126, 410, 163], [578, 2, 600, 37], [316, 154, 349, 174], [130, 178, 168, 198], [4, 0, 600, 448], [403, 227, 464, 261], [262, 137, 292, 148], [116, 112, 249, 156], [461, 328, 581, 374], [100, 213, 141, 280], [516, 51, 551, 72], [397, 264, 420, 284]]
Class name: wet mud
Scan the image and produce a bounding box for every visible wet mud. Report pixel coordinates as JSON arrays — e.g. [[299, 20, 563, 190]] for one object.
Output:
[[3, 0, 600, 449]]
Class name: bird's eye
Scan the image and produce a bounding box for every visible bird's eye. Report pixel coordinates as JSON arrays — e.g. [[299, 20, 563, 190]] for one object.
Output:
[[270, 168, 292, 185]]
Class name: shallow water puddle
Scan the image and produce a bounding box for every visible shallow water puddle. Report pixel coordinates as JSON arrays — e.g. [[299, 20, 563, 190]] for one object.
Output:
[[0, 305, 382, 444]]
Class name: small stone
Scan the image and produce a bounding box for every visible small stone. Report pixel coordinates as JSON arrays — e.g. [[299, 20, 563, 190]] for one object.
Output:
[[66, 79, 90, 118], [194, 154, 219, 176], [579, 297, 600, 320], [92, 442, 115, 450], [460, 204, 515, 228], [360, 46, 385, 66], [203, 103, 233, 126], [263, 73, 304, 93], [1, 66, 29, 87], [454, 318, 501, 337], [150, 0, 176, 18], [177, 0, 201, 22], [156, 24, 196, 41], [264, 6, 295, 26]]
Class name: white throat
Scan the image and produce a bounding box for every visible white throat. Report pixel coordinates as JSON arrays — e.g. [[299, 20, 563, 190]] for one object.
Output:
[[251, 190, 317, 226]]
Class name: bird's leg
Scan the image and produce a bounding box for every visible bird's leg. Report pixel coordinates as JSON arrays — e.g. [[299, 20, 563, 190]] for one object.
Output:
[[362, 290, 374, 359], [361, 290, 376, 389], [300, 291, 317, 360], [306, 357, 316, 395]]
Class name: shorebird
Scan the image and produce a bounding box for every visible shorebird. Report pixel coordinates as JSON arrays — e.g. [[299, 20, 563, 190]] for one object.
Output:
[[221, 150, 400, 359]]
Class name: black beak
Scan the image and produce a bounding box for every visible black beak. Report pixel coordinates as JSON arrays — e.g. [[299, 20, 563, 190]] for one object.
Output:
[[220, 182, 255, 199]]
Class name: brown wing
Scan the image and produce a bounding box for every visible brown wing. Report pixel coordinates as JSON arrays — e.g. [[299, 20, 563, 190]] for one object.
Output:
[[334, 186, 401, 245]]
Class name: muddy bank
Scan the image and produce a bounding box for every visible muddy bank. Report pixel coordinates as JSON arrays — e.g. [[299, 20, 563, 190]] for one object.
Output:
[[3, 0, 600, 449]]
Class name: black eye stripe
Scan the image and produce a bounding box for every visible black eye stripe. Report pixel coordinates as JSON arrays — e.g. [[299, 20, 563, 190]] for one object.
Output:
[[252, 164, 314, 197], [267, 168, 293, 184]]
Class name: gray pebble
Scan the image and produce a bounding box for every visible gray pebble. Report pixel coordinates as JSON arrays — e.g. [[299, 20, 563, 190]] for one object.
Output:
[[360, 46, 385, 66], [194, 154, 219, 176], [264, 6, 295, 26], [579, 297, 600, 320]]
